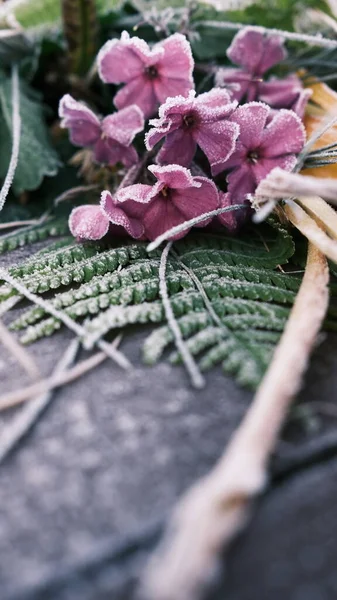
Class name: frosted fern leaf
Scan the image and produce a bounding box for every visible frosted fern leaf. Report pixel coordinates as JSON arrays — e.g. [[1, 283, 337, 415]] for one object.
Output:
[[1, 218, 300, 389]]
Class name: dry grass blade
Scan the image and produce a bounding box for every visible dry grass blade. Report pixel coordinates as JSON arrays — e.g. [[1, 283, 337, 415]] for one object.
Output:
[[0, 317, 40, 380], [141, 242, 329, 600], [0, 347, 107, 411], [0, 338, 80, 464]]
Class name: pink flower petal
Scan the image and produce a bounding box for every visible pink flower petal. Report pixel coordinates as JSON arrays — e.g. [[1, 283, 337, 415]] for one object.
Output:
[[154, 76, 194, 107], [227, 28, 286, 75], [227, 163, 256, 204], [215, 68, 251, 101], [252, 155, 297, 184], [143, 196, 187, 241], [260, 109, 306, 158], [97, 31, 163, 84], [211, 143, 246, 176], [93, 139, 138, 167], [148, 164, 200, 189], [114, 76, 158, 119], [172, 177, 219, 224], [196, 87, 232, 109], [230, 102, 270, 148], [114, 183, 154, 206], [258, 75, 303, 108], [101, 190, 145, 239], [69, 205, 110, 240], [291, 89, 312, 118], [217, 192, 242, 231], [156, 129, 197, 167], [101, 105, 144, 146], [155, 33, 194, 84], [195, 88, 237, 120], [59, 94, 100, 146], [195, 120, 240, 171]]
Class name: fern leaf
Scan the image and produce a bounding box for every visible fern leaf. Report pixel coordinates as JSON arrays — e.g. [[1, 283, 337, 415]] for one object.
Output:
[[0, 218, 69, 254], [3, 222, 301, 389]]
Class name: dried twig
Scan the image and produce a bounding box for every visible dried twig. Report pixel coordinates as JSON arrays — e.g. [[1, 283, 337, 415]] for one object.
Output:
[[0, 345, 108, 411], [159, 242, 205, 389], [0, 317, 40, 380], [0, 338, 80, 464], [0, 219, 40, 231], [194, 20, 337, 48], [141, 242, 329, 600], [284, 200, 337, 262], [254, 167, 337, 206]]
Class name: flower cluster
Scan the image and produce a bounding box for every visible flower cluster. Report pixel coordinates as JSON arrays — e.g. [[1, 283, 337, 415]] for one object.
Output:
[[59, 27, 308, 244]]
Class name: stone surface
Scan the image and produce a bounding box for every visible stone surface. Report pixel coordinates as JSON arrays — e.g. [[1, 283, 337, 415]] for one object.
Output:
[[0, 244, 337, 600]]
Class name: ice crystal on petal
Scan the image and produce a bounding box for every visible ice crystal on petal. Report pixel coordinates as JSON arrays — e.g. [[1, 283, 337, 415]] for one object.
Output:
[[146, 88, 239, 169], [108, 164, 220, 242], [97, 32, 194, 119], [59, 94, 144, 166], [69, 205, 110, 240], [213, 102, 306, 211]]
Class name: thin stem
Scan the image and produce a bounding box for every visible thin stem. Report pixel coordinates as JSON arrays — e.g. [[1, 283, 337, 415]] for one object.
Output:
[[284, 200, 337, 262], [0, 345, 109, 411], [159, 242, 205, 389], [0, 64, 21, 212], [0, 219, 40, 231], [142, 243, 329, 600], [0, 338, 79, 463], [194, 20, 337, 48], [0, 317, 40, 380], [0, 267, 131, 370], [147, 205, 246, 252]]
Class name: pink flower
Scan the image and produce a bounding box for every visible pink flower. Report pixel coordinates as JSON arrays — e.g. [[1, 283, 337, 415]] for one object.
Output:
[[145, 89, 239, 170], [215, 27, 309, 115], [102, 164, 219, 242], [59, 94, 144, 166], [258, 75, 312, 118], [69, 204, 110, 241], [213, 103, 306, 207], [97, 31, 194, 119]]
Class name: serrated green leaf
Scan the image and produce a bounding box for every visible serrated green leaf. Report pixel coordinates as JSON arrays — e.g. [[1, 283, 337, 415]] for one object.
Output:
[[0, 75, 60, 195]]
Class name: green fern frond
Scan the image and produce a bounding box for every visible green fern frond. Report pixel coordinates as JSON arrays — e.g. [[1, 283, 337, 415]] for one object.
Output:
[[0, 219, 301, 389], [0, 218, 69, 255]]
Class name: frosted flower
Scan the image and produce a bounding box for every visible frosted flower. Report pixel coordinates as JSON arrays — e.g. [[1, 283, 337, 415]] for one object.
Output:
[[212, 103, 306, 207], [215, 27, 308, 114], [97, 31, 194, 119], [102, 164, 219, 242], [69, 205, 110, 241], [145, 89, 239, 170], [259, 75, 312, 117], [59, 94, 144, 166]]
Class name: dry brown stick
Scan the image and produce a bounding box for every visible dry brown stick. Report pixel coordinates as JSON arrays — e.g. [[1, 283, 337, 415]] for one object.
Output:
[[0, 348, 107, 411], [141, 242, 329, 600], [0, 317, 40, 380], [284, 200, 337, 262], [0, 219, 40, 231]]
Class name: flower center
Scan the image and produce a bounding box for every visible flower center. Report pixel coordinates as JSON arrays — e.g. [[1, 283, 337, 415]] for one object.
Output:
[[161, 185, 169, 197], [247, 150, 260, 164], [183, 112, 197, 129], [145, 65, 159, 80]]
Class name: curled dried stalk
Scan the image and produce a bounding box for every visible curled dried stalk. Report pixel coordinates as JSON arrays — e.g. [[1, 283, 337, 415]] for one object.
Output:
[[141, 242, 329, 600]]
